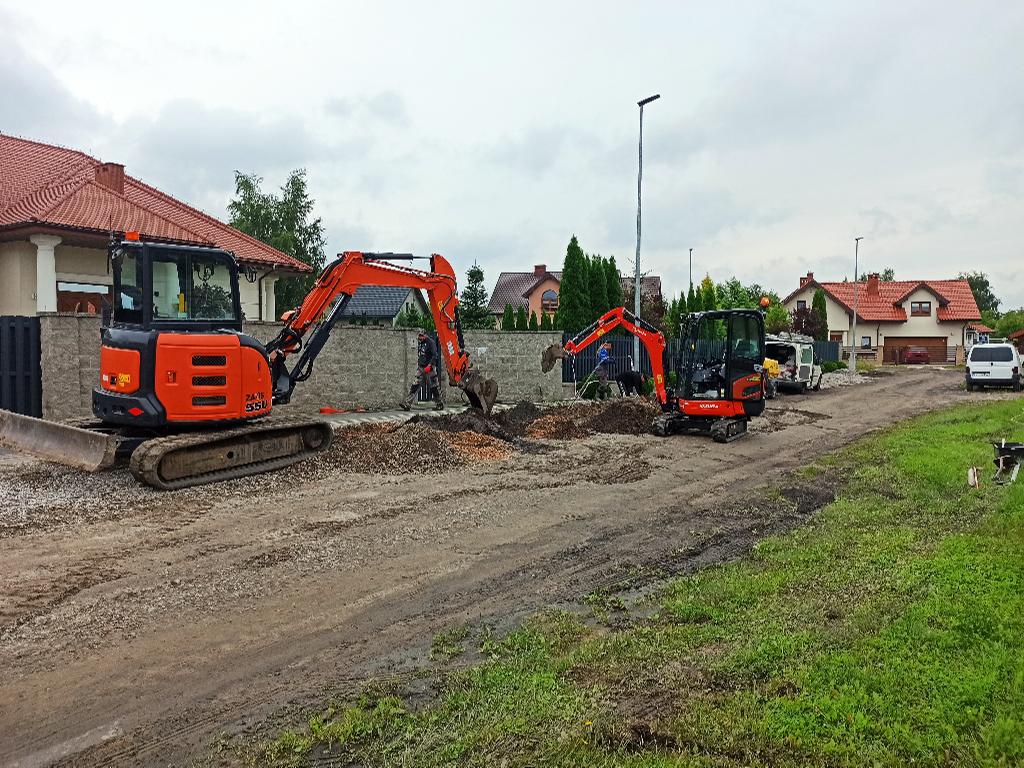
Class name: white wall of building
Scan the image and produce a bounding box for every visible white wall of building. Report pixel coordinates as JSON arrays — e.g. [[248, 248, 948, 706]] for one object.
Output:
[[0, 241, 39, 316]]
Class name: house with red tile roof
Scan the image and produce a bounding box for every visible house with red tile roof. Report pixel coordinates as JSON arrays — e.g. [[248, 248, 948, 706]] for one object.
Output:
[[784, 272, 981, 363], [0, 133, 311, 320], [487, 263, 662, 323]]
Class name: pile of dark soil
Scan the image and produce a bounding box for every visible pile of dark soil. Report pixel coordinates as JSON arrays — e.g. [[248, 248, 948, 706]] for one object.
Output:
[[313, 422, 513, 475], [525, 399, 660, 440]]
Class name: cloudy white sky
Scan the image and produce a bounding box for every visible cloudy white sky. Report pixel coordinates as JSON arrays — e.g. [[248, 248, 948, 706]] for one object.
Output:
[[2, 1, 1022, 307]]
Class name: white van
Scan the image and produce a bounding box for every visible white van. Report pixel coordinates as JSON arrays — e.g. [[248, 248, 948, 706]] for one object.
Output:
[[765, 333, 824, 393], [966, 343, 1022, 391]]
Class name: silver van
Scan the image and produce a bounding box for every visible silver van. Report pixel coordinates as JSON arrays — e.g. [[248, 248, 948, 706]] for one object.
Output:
[[966, 343, 1022, 391], [765, 333, 824, 393]]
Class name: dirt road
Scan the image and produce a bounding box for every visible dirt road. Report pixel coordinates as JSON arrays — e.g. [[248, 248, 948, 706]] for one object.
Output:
[[0, 368, 1007, 767]]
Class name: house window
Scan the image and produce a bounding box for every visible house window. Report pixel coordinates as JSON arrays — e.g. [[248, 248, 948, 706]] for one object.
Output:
[[541, 289, 559, 313], [829, 332, 844, 343], [796, 300, 807, 310], [57, 281, 111, 314], [861, 336, 871, 349], [910, 301, 931, 316]]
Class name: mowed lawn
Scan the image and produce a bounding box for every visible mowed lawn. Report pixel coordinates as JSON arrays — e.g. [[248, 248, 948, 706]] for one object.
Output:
[[235, 400, 1024, 768]]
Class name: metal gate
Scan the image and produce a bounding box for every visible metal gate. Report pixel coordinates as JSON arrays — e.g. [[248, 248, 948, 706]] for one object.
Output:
[[0, 317, 42, 417]]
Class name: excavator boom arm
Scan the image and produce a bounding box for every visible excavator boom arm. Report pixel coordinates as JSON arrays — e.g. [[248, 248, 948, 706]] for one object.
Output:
[[266, 251, 478, 406], [560, 306, 668, 403]]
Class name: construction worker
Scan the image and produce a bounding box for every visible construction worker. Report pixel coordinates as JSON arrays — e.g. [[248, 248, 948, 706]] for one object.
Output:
[[402, 330, 444, 410], [615, 369, 648, 397], [594, 341, 614, 400]]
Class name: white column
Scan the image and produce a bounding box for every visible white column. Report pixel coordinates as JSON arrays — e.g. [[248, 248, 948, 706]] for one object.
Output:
[[263, 276, 277, 321], [30, 234, 62, 313]]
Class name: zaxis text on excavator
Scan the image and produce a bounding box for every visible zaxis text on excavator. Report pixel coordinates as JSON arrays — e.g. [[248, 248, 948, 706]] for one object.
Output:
[[0, 235, 498, 489]]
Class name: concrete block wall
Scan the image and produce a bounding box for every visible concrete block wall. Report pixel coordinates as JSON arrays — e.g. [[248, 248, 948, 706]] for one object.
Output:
[[36, 316, 564, 422], [39, 313, 102, 421]]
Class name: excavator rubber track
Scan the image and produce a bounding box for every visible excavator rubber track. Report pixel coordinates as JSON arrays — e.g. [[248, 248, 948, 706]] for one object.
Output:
[[129, 418, 333, 490]]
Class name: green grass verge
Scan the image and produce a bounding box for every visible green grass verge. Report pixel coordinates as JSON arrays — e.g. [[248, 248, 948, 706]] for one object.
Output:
[[235, 400, 1024, 768]]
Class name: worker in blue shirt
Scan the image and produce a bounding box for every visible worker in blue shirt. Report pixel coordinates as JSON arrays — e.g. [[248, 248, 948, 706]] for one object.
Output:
[[594, 341, 613, 399]]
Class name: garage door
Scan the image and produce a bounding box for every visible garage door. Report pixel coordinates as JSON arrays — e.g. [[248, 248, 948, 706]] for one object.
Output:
[[882, 336, 947, 364]]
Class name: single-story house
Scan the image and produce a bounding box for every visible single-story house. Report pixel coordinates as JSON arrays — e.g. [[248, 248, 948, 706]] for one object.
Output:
[[488, 263, 662, 321], [0, 133, 310, 321], [784, 271, 981, 363], [338, 285, 428, 326], [965, 322, 995, 348]]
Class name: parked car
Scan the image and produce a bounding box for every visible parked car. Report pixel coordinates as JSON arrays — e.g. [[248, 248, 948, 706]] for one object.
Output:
[[966, 343, 1022, 391], [765, 333, 824, 393], [900, 346, 930, 365]]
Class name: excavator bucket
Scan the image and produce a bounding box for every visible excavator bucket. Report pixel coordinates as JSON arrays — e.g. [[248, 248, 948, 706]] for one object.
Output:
[[459, 369, 498, 416], [0, 409, 119, 471], [541, 343, 566, 373]]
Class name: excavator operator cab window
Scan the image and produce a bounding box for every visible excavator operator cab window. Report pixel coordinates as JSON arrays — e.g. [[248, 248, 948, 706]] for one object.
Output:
[[111, 242, 242, 330], [679, 312, 764, 402]]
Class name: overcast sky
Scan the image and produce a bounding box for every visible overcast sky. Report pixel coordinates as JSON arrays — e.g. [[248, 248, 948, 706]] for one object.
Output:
[[2, 1, 1022, 308]]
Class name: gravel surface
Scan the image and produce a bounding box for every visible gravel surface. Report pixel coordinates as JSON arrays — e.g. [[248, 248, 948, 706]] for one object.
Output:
[[0, 368, 1006, 768], [817, 371, 871, 389]]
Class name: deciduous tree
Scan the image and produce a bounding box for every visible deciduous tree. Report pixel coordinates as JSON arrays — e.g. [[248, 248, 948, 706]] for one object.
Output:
[[228, 170, 325, 317]]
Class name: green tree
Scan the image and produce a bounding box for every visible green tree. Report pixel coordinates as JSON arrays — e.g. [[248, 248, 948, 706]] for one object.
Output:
[[540, 312, 552, 331], [394, 307, 435, 331], [588, 253, 610, 320], [765, 302, 791, 334], [228, 170, 325, 318], [858, 267, 895, 282], [528, 310, 539, 331], [665, 295, 682, 338], [604, 256, 624, 309], [515, 305, 529, 331], [687, 283, 697, 313], [699, 275, 718, 312], [995, 309, 1024, 338], [959, 271, 1001, 317], [554, 235, 591, 332], [501, 304, 515, 331], [811, 288, 829, 341], [460, 264, 493, 329]]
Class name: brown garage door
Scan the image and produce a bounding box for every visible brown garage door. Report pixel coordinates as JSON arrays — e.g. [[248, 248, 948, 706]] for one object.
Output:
[[883, 336, 947, 364]]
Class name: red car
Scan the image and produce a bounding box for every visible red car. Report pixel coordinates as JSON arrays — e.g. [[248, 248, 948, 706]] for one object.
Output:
[[901, 346, 930, 364]]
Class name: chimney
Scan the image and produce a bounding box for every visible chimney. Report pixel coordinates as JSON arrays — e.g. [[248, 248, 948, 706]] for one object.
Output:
[[799, 271, 814, 288], [533, 264, 546, 276], [867, 272, 880, 296], [95, 162, 125, 195]]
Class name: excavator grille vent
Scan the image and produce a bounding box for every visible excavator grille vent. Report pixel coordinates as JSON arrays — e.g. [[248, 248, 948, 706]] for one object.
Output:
[[192, 355, 226, 367], [192, 375, 227, 387], [192, 396, 227, 407]]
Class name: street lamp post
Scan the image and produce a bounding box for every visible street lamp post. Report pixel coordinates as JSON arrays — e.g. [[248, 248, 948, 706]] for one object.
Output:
[[849, 237, 864, 375], [688, 247, 693, 292], [634, 93, 660, 369]]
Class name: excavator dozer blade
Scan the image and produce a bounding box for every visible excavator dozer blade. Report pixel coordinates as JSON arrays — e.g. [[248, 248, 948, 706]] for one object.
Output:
[[0, 409, 119, 471], [459, 369, 498, 416], [541, 344, 566, 373]]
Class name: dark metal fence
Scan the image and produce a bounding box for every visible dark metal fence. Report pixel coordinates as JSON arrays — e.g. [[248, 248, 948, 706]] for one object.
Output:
[[813, 341, 841, 362], [0, 317, 42, 417], [560, 332, 660, 385]]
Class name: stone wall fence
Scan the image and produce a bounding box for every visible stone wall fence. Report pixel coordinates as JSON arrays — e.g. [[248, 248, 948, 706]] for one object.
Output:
[[36, 314, 564, 421]]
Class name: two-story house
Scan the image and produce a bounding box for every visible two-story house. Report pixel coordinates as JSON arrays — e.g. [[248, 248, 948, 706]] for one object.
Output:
[[783, 272, 981, 363]]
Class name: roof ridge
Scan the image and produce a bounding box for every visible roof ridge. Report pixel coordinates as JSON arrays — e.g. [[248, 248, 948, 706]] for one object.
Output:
[[0, 132, 99, 165], [125, 175, 304, 266]]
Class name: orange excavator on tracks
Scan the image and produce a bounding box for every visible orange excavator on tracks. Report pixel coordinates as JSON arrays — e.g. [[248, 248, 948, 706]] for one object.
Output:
[[541, 306, 766, 442], [0, 236, 497, 489]]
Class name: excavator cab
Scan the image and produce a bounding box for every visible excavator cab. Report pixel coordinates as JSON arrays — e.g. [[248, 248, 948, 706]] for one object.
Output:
[[655, 309, 766, 442], [95, 237, 269, 428]]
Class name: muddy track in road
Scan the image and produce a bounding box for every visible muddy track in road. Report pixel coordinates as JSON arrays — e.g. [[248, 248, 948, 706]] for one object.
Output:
[[0, 368, 1009, 767]]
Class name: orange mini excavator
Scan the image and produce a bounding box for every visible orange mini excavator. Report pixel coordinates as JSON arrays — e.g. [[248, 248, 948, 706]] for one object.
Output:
[[541, 306, 669, 402], [0, 236, 497, 489], [542, 306, 766, 442]]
